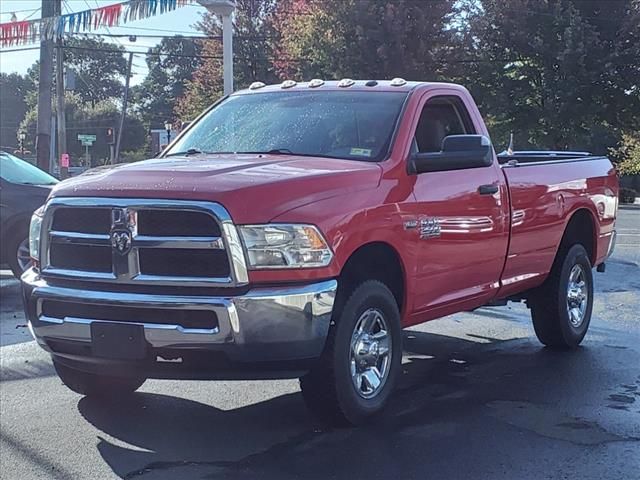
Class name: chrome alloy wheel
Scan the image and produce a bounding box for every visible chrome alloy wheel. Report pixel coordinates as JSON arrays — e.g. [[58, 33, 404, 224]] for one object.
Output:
[[567, 264, 588, 328], [350, 308, 392, 399], [16, 238, 31, 273]]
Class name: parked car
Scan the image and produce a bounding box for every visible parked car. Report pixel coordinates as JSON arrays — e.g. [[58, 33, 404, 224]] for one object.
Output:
[[21, 80, 618, 425], [0, 151, 57, 277]]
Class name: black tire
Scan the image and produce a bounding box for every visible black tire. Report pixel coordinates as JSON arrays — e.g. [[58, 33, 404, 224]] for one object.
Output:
[[53, 360, 145, 397], [530, 244, 594, 349], [6, 229, 30, 279], [300, 280, 402, 426]]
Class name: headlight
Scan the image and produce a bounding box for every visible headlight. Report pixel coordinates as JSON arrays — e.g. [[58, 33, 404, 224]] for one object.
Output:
[[29, 206, 45, 262], [238, 224, 333, 269]]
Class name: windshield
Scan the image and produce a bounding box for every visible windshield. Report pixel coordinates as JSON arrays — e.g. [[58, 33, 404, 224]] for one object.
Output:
[[166, 91, 407, 161], [0, 152, 59, 185]]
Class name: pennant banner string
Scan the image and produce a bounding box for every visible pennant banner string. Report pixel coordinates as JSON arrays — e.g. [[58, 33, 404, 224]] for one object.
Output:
[[0, 0, 193, 47]]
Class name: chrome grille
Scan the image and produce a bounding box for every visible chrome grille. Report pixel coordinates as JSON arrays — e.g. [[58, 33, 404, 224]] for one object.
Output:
[[40, 198, 248, 287]]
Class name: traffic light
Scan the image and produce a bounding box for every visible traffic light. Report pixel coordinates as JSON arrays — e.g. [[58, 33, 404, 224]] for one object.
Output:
[[106, 127, 115, 144]]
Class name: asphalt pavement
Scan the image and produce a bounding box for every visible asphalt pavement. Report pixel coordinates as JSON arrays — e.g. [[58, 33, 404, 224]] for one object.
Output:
[[1, 209, 638, 479]]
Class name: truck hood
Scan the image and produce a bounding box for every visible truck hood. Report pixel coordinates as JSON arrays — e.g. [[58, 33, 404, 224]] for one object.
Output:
[[51, 154, 382, 223]]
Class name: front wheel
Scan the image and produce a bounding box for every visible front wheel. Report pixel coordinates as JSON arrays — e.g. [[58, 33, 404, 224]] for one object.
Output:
[[7, 233, 31, 278], [530, 244, 594, 348], [53, 360, 146, 397], [300, 280, 402, 426]]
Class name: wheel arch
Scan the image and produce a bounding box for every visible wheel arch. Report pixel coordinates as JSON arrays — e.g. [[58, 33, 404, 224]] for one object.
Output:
[[337, 242, 407, 317], [0, 213, 30, 262], [559, 208, 598, 266]]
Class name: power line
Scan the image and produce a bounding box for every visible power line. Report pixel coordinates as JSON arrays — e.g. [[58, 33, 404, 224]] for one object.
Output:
[[63, 44, 223, 59], [76, 32, 224, 40], [0, 7, 41, 15], [102, 25, 203, 35]]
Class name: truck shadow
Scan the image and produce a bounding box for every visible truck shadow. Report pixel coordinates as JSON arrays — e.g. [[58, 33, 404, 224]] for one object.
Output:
[[74, 328, 626, 480]]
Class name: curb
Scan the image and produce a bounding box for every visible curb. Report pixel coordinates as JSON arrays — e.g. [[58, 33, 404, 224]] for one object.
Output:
[[619, 204, 640, 210]]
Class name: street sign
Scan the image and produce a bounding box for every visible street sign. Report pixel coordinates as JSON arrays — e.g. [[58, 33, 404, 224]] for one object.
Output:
[[77, 134, 96, 142], [81, 140, 94, 146]]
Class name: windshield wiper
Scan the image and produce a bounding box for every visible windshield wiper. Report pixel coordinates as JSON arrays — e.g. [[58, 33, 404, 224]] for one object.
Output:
[[236, 148, 295, 155], [165, 148, 205, 157]]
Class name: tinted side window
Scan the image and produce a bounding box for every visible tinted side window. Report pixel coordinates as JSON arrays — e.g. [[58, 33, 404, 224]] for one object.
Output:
[[414, 97, 475, 153]]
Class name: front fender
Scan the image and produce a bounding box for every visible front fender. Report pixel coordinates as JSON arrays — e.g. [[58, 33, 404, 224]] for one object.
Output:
[[247, 188, 416, 288]]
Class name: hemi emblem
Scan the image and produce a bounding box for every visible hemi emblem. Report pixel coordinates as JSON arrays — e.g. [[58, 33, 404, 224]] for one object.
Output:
[[419, 218, 441, 239]]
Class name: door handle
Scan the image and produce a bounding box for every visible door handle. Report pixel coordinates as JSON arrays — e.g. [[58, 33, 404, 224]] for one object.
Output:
[[478, 184, 499, 195]]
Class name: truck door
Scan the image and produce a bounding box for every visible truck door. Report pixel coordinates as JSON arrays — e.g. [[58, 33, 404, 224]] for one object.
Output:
[[408, 92, 509, 316]]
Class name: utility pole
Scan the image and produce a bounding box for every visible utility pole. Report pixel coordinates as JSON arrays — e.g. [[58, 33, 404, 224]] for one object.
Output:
[[198, 1, 235, 95], [114, 52, 134, 164], [54, 0, 68, 179], [221, 11, 233, 95], [35, 0, 56, 172]]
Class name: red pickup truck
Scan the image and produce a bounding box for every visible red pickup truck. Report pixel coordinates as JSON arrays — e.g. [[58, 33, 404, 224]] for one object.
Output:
[[21, 79, 618, 425]]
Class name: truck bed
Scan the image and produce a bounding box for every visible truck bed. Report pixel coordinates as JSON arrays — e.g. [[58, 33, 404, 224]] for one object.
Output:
[[496, 154, 618, 298]]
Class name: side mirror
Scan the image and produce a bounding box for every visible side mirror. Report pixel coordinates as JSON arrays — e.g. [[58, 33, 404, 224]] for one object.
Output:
[[409, 134, 494, 174]]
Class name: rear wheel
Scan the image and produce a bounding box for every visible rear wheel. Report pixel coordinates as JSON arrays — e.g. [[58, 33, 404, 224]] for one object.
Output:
[[53, 360, 145, 397], [300, 280, 402, 426], [530, 244, 593, 348]]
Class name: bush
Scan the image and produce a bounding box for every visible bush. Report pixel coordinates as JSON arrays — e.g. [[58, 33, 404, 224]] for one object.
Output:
[[610, 133, 640, 176], [120, 148, 149, 163], [619, 187, 637, 204]]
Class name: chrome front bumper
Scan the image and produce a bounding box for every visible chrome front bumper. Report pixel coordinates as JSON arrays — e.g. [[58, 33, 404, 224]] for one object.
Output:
[[21, 268, 337, 373]]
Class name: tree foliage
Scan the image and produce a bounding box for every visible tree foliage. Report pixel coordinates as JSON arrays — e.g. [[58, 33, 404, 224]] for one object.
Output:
[[20, 93, 145, 165], [132, 36, 203, 129], [461, 0, 640, 153], [611, 133, 640, 176], [0, 73, 33, 150], [63, 37, 128, 104], [272, 0, 456, 80]]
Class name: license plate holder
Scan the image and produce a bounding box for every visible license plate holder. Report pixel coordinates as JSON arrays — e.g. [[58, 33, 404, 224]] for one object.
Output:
[[91, 323, 147, 360]]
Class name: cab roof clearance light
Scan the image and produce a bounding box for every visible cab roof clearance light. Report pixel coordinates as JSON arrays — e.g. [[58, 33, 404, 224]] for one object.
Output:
[[338, 78, 356, 88]]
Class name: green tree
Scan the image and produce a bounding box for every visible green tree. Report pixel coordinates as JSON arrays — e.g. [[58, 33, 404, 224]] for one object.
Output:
[[62, 37, 128, 104], [460, 0, 640, 153], [0, 73, 34, 150], [132, 36, 203, 129], [272, 0, 456, 80], [20, 93, 145, 165]]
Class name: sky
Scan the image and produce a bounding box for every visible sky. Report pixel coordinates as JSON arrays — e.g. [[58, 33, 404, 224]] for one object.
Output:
[[0, 0, 209, 85]]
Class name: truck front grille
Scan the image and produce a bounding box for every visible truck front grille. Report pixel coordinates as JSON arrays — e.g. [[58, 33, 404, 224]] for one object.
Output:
[[138, 248, 231, 277], [137, 210, 221, 237], [40, 198, 248, 287], [50, 243, 112, 273], [52, 207, 111, 234]]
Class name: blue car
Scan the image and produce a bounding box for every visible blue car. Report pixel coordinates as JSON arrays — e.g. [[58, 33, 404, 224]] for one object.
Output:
[[0, 152, 58, 277]]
